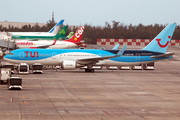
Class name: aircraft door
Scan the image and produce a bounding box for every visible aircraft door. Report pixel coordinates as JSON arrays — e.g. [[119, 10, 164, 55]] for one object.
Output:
[[52, 52, 57, 59], [19, 52, 24, 59], [135, 53, 140, 61]]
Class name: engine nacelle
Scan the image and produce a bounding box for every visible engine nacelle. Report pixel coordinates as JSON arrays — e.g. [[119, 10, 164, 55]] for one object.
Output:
[[61, 60, 76, 70]]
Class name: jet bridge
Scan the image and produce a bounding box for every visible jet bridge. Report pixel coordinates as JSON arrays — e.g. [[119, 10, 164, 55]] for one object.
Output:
[[0, 32, 16, 50]]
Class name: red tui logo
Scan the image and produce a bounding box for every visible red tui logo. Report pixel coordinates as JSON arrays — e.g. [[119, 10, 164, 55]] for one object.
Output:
[[156, 36, 171, 48]]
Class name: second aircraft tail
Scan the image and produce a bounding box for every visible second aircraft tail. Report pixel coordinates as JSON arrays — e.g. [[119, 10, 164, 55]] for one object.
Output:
[[64, 26, 84, 43], [142, 23, 176, 53]]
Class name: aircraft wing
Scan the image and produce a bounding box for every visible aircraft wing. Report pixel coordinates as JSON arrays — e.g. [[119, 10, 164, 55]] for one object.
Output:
[[150, 52, 174, 58], [30, 39, 57, 49], [76, 45, 127, 65]]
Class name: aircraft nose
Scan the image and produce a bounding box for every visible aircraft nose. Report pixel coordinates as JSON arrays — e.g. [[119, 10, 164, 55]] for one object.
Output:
[[3, 56, 8, 61], [3, 54, 10, 60]]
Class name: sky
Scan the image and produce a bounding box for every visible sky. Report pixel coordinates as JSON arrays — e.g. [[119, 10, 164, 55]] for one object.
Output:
[[0, 0, 179, 26]]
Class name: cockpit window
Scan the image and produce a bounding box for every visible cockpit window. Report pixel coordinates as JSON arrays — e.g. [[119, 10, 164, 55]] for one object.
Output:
[[8, 53, 13, 55]]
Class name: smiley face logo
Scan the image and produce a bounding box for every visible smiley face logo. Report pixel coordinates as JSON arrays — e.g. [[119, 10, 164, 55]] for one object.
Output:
[[156, 36, 171, 48]]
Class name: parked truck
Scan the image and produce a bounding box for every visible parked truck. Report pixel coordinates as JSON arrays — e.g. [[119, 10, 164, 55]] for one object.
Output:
[[0, 68, 11, 84]]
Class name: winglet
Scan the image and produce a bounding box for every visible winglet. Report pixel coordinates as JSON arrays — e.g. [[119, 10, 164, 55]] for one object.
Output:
[[112, 43, 119, 50], [115, 45, 127, 56], [52, 39, 57, 45]]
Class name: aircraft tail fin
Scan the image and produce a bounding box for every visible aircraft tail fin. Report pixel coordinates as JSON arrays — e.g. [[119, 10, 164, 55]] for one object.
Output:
[[55, 25, 68, 38], [142, 23, 176, 53], [48, 19, 64, 34], [64, 26, 84, 43], [66, 32, 74, 39]]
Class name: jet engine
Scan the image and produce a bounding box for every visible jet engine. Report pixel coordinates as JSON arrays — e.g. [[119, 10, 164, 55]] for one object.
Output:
[[61, 60, 77, 70]]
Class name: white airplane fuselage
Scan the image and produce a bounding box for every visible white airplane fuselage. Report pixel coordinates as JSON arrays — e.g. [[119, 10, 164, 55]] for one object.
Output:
[[16, 40, 77, 49]]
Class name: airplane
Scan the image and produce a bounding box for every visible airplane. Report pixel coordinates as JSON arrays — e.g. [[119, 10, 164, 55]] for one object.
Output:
[[4, 23, 176, 73], [12, 24, 69, 40], [10, 20, 64, 36], [15, 26, 85, 49]]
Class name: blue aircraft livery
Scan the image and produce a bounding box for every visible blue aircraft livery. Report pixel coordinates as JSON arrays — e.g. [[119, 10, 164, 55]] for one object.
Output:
[[48, 19, 64, 33], [4, 23, 176, 72]]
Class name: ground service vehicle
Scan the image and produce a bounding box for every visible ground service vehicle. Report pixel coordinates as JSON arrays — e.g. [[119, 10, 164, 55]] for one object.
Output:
[[18, 63, 29, 74], [44, 65, 52, 70], [0, 68, 11, 84], [80, 66, 102, 70], [143, 62, 155, 70], [119, 66, 131, 70], [7, 77, 22, 90], [106, 66, 118, 70], [2, 63, 15, 74], [32, 63, 43, 74], [132, 64, 143, 70]]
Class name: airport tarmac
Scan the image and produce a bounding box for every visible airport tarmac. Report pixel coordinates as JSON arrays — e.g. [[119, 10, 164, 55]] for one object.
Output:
[[0, 45, 180, 120]]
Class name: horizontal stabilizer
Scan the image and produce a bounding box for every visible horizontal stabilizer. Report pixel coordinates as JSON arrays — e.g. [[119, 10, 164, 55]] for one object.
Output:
[[150, 52, 174, 58]]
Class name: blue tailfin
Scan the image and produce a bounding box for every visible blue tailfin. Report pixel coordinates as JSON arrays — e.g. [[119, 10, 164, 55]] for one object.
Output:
[[142, 23, 176, 53], [48, 19, 64, 33]]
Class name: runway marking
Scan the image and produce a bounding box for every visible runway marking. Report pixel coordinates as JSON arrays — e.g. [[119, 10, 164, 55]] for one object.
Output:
[[37, 110, 41, 115], [123, 110, 131, 115], [20, 101, 29, 105], [19, 96, 28, 99], [103, 111, 109, 115]]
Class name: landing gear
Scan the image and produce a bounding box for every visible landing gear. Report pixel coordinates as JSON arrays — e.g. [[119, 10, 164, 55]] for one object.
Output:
[[85, 69, 94, 73]]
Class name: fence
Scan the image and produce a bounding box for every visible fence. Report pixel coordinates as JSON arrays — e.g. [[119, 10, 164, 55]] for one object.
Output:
[[97, 39, 180, 46]]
